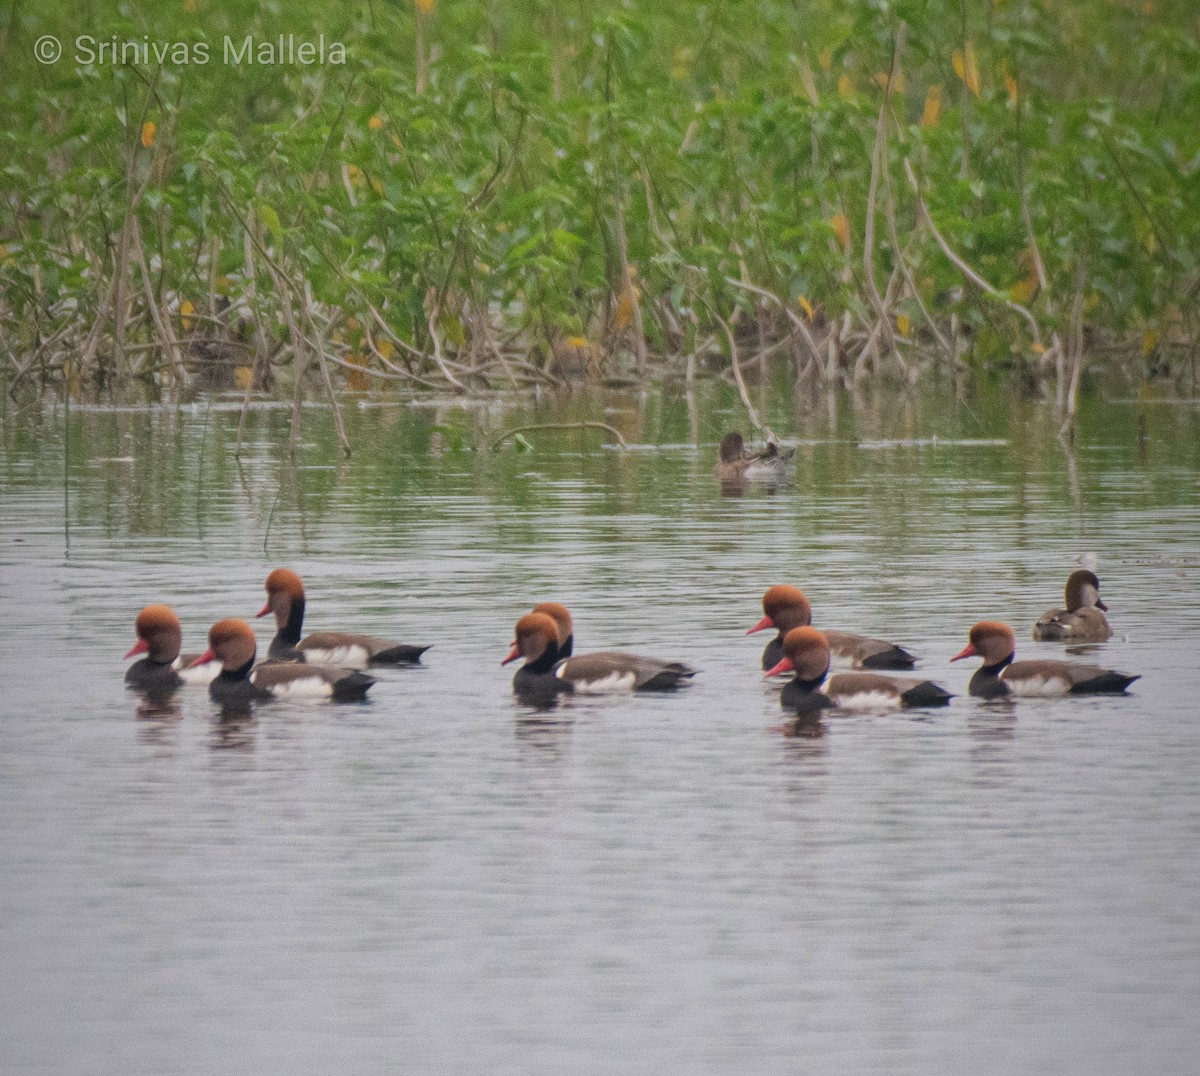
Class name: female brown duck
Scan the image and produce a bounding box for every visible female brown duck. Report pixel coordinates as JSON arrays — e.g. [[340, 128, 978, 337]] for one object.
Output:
[[1032, 569, 1112, 642], [715, 432, 795, 482]]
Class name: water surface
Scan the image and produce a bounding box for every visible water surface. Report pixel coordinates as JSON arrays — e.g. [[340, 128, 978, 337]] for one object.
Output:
[[2, 382, 1199, 1074]]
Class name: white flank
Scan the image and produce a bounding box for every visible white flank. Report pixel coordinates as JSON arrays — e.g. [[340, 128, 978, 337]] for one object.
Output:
[[560, 668, 638, 694], [1004, 674, 1071, 698], [298, 645, 370, 669], [173, 658, 219, 685], [742, 460, 785, 480], [827, 689, 901, 711], [252, 672, 334, 699]]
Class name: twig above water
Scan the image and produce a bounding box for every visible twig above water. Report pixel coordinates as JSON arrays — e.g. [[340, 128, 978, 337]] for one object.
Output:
[[490, 422, 627, 451]]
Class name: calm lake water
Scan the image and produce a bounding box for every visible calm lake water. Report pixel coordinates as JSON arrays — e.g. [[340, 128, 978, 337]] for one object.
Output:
[[2, 380, 1199, 1074]]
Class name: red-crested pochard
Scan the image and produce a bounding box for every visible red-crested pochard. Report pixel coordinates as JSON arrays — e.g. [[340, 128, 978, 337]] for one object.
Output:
[[189, 618, 375, 704], [258, 568, 430, 667], [748, 585, 916, 671], [502, 612, 697, 698], [953, 621, 1138, 698], [715, 432, 796, 482], [531, 601, 574, 657], [765, 626, 952, 714], [1032, 569, 1112, 642], [124, 604, 218, 691]]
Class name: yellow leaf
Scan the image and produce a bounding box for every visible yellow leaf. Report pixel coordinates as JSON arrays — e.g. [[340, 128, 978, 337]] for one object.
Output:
[[368, 114, 383, 130], [830, 213, 851, 255], [1008, 276, 1038, 304], [377, 339, 395, 361], [179, 299, 195, 331], [818, 49, 833, 71], [415, 0, 435, 13], [1142, 329, 1159, 356], [1141, 0, 1157, 14], [837, 73, 854, 99], [369, 176, 383, 194], [184, 0, 196, 11], [344, 353, 368, 392], [953, 44, 981, 97], [797, 295, 814, 320], [1004, 73, 1019, 106], [346, 164, 365, 188], [234, 366, 254, 391], [565, 336, 590, 349], [140, 121, 156, 148], [896, 314, 911, 337], [922, 84, 942, 127], [1030, 342, 1046, 355], [614, 283, 640, 332], [965, 45, 981, 96], [874, 71, 905, 94]]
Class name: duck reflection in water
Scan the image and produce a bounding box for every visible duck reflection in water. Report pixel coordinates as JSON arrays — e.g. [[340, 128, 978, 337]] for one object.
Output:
[[132, 689, 184, 721], [782, 709, 827, 740], [210, 706, 258, 750], [514, 710, 574, 759], [718, 474, 790, 499], [132, 694, 184, 749]]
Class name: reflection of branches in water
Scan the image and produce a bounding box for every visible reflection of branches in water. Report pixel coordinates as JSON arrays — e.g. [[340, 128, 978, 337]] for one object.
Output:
[[1060, 430, 1083, 516], [194, 395, 214, 540], [63, 389, 71, 560]]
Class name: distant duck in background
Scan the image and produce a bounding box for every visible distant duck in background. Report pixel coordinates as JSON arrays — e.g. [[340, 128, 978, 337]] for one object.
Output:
[[190, 618, 375, 705], [1032, 567, 1112, 642], [715, 432, 796, 483], [765, 626, 952, 715], [124, 604, 218, 692], [748, 585, 917, 671], [953, 621, 1138, 698], [258, 568, 430, 667]]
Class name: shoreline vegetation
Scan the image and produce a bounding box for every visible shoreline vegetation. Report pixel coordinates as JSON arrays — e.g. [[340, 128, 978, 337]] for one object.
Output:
[[2, 1, 1198, 451]]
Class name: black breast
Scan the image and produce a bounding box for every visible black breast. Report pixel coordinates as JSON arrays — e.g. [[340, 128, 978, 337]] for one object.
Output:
[[125, 659, 182, 693], [761, 634, 784, 671]]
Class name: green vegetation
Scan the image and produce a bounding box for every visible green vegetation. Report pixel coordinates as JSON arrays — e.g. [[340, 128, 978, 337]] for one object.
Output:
[[2, 0, 1198, 429]]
